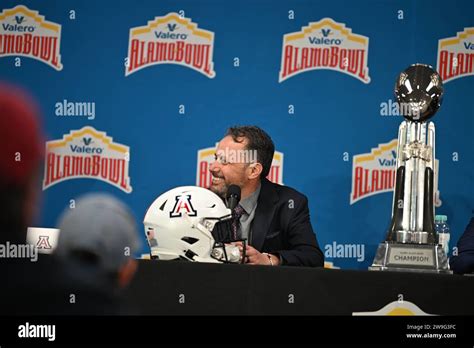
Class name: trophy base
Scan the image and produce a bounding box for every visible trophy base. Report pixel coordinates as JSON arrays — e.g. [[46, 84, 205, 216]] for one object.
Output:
[[369, 242, 452, 274]]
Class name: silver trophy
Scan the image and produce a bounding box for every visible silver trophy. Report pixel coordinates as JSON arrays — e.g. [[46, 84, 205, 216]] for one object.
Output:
[[370, 64, 451, 273]]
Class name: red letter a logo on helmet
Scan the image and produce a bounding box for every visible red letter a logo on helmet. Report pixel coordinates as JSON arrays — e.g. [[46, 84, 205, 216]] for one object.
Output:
[[169, 194, 197, 218]]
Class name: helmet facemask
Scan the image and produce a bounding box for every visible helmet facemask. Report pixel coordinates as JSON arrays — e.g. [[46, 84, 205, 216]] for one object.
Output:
[[197, 216, 247, 264]]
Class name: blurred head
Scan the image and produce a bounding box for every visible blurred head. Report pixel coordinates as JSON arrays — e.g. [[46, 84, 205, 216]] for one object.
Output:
[[209, 126, 275, 199], [56, 193, 141, 288], [0, 83, 44, 243]]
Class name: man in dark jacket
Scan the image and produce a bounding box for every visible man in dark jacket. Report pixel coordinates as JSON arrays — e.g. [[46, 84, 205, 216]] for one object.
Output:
[[209, 125, 324, 267]]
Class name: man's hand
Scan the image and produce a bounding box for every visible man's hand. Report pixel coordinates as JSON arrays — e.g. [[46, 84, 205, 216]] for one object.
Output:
[[233, 242, 279, 265]]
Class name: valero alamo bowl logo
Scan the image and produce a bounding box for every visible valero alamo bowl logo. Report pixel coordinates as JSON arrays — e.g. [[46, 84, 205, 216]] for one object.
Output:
[[43, 127, 132, 193], [126, 12, 215, 78], [0, 5, 62, 70], [279, 18, 370, 83]]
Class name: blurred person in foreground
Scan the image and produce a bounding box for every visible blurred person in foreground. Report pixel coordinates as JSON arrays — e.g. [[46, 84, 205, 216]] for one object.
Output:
[[0, 82, 54, 315], [0, 83, 131, 315], [0, 82, 43, 244], [55, 193, 140, 301]]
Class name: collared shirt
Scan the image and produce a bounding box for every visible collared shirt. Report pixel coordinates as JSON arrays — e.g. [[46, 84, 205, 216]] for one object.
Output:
[[238, 183, 261, 244]]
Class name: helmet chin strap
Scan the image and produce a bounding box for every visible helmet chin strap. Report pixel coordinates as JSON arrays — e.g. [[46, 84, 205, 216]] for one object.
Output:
[[182, 212, 244, 263]]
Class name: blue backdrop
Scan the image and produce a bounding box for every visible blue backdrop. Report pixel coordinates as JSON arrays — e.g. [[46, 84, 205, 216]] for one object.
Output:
[[2, 0, 472, 269]]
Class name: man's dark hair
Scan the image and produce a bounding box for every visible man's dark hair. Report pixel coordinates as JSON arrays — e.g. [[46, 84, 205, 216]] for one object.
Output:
[[225, 125, 275, 179]]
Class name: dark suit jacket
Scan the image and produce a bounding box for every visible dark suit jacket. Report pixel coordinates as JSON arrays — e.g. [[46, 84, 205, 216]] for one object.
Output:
[[250, 178, 324, 267], [449, 217, 474, 274]]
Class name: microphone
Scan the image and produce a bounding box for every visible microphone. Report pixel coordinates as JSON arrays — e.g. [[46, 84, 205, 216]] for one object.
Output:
[[226, 185, 241, 210]]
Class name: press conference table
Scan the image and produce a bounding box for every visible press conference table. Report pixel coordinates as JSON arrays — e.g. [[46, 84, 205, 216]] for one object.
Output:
[[125, 260, 474, 315]]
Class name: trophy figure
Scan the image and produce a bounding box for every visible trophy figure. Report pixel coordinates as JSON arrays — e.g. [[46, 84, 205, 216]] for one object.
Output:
[[370, 64, 451, 273]]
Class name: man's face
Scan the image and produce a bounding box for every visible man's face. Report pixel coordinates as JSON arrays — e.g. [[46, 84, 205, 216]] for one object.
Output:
[[209, 135, 249, 198]]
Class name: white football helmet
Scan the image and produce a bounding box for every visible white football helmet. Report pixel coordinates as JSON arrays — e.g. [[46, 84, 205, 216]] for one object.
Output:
[[143, 186, 244, 263]]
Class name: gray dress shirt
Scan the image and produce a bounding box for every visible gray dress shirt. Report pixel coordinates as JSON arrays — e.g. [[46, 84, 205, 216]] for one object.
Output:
[[238, 184, 261, 244]]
